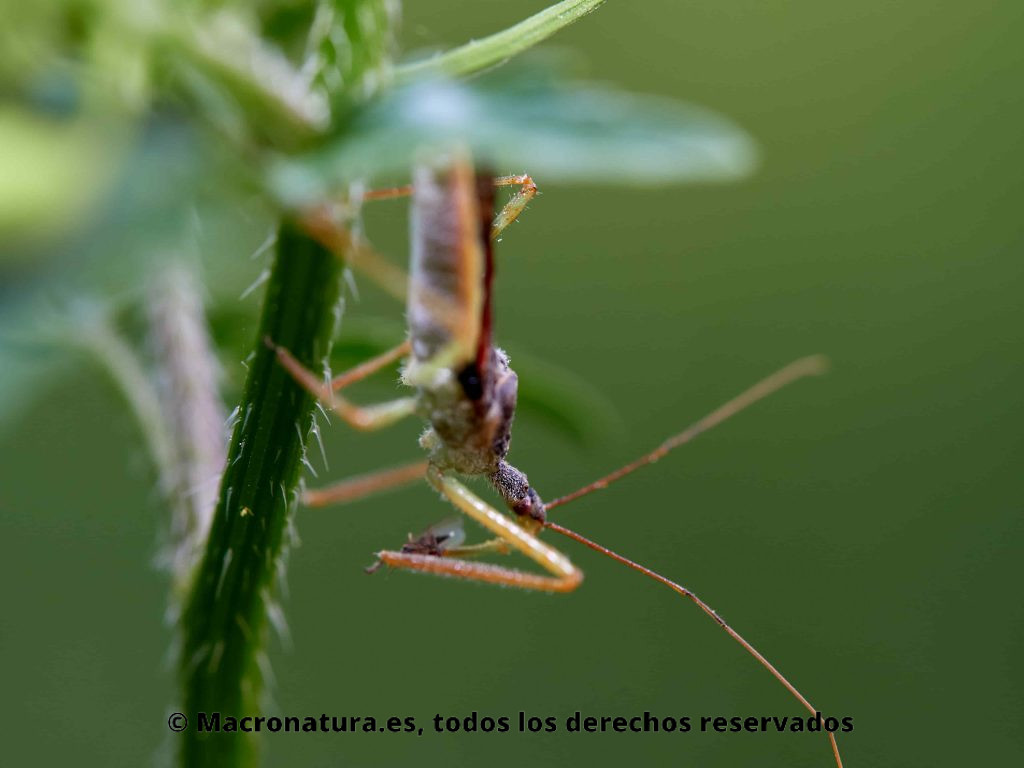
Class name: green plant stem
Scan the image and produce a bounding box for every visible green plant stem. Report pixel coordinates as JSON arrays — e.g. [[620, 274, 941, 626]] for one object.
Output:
[[394, 0, 606, 82], [178, 223, 343, 767]]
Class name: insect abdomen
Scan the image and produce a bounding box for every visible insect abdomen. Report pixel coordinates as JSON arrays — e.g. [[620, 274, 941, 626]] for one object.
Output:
[[408, 158, 484, 369]]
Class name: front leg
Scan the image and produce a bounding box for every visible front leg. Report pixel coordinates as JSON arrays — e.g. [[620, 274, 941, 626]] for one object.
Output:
[[372, 468, 583, 593]]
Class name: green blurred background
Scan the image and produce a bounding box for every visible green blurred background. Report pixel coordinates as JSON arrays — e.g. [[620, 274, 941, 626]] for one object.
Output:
[[2, 1, 1022, 766]]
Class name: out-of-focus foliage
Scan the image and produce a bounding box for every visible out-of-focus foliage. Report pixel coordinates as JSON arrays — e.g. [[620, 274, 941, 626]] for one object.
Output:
[[1, 13, 756, 763], [272, 70, 756, 206], [6, 3, 1023, 768], [0, 0, 753, 436]]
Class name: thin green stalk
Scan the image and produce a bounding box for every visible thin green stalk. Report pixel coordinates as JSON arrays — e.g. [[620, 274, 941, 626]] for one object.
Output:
[[395, 0, 606, 82], [173, 4, 394, 766], [178, 223, 343, 766]]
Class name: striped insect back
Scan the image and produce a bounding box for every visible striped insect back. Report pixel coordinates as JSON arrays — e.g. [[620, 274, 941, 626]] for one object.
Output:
[[405, 155, 540, 521], [406, 158, 486, 374]]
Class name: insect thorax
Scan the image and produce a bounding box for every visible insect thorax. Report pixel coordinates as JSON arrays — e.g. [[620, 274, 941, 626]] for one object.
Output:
[[414, 346, 517, 477]]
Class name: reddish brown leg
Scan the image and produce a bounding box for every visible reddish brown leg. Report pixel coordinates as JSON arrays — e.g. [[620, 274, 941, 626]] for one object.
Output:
[[303, 460, 428, 507], [267, 337, 416, 431], [300, 206, 408, 300], [363, 175, 539, 240], [329, 339, 412, 391]]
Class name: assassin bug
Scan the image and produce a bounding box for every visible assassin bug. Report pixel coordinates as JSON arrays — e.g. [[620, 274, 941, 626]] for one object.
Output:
[[269, 152, 844, 767]]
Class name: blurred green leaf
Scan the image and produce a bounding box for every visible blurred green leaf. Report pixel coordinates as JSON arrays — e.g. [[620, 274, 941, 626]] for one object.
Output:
[[271, 71, 756, 205], [0, 107, 117, 244], [395, 0, 605, 82], [305, 0, 399, 102], [508, 345, 620, 447], [159, 9, 329, 145], [0, 299, 161, 444], [0, 345, 72, 434]]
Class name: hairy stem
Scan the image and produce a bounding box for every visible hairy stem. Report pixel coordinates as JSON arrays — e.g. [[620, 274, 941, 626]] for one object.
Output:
[[173, 4, 396, 766], [147, 263, 228, 608], [177, 223, 343, 766]]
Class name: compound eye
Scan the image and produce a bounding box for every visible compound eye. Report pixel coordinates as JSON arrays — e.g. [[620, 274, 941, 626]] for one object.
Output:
[[512, 488, 546, 524]]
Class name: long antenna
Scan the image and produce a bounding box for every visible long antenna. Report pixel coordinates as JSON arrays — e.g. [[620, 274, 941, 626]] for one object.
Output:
[[545, 520, 843, 767], [542, 354, 841, 768], [546, 355, 828, 510]]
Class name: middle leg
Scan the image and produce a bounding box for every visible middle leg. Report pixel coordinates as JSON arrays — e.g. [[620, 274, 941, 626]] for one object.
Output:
[[268, 337, 416, 432]]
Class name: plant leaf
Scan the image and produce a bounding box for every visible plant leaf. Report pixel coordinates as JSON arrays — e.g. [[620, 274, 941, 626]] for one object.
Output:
[[161, 10, 330, 144], [0, 106, 116, 244], [395, 0, 606, 82], [271, 72, 756, 206], [509, 346, 620, 447]]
